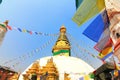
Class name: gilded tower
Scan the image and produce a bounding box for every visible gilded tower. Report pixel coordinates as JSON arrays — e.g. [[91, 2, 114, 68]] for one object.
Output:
[[52, 26, 71, 56], [23, 61, 40, 80], [23, 58, 59, 80], [40, 57, 59, 80]]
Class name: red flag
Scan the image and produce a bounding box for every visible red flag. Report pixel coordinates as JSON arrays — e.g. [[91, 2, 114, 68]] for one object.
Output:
[[29, 31, 32, 35], [7, 25, 12, 30]]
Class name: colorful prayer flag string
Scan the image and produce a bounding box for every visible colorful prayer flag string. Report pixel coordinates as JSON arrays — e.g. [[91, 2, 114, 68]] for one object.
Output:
[[67, 33, 99, 60], [73, 0, 105, 26], [2, 36, 56, 69], [6, 25, 58, 36], [67, 33, 99, 69]]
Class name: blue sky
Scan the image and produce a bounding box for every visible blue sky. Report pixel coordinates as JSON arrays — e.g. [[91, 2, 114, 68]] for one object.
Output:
[[0, 0, 102, 72]]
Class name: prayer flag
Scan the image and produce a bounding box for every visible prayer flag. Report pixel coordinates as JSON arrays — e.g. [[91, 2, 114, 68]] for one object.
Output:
[[100, 47, 112, 55], [22, 29, 27, 32], [89, 73, 95, 79], [79, 77, 84, 80], [83, 10, 110, 42], [35, 32, 38, 35], [17, 28, 22, 32], [98, 47, 113, 60], [0, 0, 2, 4], [84, 75, 89, 80], [94, 37, 112, 52], [72, 0, 105, 26], [7, 25, 12, 30], [29, 31, 32, 34], [75, 0, 83, 9]]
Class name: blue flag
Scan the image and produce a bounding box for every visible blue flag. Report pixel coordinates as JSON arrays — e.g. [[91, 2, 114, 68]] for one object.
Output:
[[83, 10, 109, 42], [79, 77, 84, 80]]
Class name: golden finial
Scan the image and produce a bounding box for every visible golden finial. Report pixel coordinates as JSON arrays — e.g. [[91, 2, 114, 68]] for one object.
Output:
[[3, 20, 9, 25], [60, 25, 66, 33]]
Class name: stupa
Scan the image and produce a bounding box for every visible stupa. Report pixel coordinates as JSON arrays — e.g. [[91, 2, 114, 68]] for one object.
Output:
[[19, 26, 94, 80]]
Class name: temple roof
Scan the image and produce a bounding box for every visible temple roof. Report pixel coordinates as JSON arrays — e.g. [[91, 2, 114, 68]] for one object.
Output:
[[0, 65, 18, 73]]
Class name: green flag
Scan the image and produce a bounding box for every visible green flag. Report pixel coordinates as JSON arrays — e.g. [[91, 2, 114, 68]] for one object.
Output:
[[0, 0, 2, 4], [75, 0, 83, 9]]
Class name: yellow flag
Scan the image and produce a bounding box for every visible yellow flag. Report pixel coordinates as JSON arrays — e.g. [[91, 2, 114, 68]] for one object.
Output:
[[97, 0, 105, 11], [84, 75, 89, 80], [72, 0, 105, 26], [114, 70, 119, 77], [22, 29, 27, 32]]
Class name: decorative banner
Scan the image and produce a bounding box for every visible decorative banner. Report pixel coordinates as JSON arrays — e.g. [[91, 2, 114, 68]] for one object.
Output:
[[84, 75, 90, 80], [98, 47, 113, 60], [75, 0, 83, 9], [83, 10, 110, 42], [94, 30, 111, 52], [0, 0, 2, 4], [6, 25, 58, 36], [98, 52, 113, 61], [89, 73, 95, 79], [67, 33, 99, 60], [67, 33, 102, 69], [78, 74, 93, 80], [72, 0, 105, 26], [79, 77, 84, 80], [2, 36, 56, 69]]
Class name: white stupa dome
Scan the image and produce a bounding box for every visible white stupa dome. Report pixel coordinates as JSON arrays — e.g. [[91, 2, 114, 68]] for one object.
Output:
[[19, 56, 94, 80]]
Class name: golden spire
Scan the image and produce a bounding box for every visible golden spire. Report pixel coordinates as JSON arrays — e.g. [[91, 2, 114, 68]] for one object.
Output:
[[60, 25, 66, 33], [52, 25, 71, 56], [41, 57, 59, 80], [26, 61, 40, 74], [58, 25, 69, 41]]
